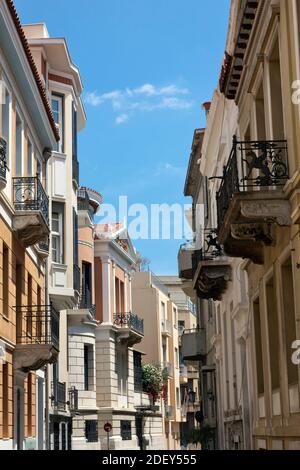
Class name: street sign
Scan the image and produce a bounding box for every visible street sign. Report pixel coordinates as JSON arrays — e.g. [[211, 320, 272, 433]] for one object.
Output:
[[104, 422, 112, 433]]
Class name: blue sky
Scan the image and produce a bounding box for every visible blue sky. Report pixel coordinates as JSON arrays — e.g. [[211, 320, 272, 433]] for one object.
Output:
[[15, 0, 230, 275]]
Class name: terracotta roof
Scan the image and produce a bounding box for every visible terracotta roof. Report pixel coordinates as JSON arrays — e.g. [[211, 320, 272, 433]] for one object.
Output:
[[5, 0, 60, 141]]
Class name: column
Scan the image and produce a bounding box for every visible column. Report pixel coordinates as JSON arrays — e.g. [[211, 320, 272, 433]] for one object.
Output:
[[101, 257, 111, 323]]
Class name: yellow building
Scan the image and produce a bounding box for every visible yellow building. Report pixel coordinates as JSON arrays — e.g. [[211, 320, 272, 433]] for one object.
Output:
[[132, 271, 183, 450]]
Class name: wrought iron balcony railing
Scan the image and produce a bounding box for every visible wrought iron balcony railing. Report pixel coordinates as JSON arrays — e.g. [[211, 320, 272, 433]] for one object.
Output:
[[196, 228, 224, 262], [77, 188, 94, 221], [114, 312, 144, 335], [0, 137, 7, 183], [15, 304, 59, 351], [51, 381, 66, 411], [73, 264, 80, 293], [216, 136, 288, 229], [13, 175, 49, 224]]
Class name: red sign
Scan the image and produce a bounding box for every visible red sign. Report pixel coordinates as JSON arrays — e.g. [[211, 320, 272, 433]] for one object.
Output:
[[104, 422, 112, 433]]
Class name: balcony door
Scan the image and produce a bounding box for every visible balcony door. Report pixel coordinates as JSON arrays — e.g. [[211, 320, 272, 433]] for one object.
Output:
[[82, 262, 92, 307], [51, 95, 63, 153]]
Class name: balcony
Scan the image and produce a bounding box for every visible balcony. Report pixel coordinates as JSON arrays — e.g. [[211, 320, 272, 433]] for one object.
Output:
[[181, 328, 206, 361], [163, 361, 173, 378], [114, 312, 144, 346], [77, 187, 102, 227], [192, 229, 231, 301], [77, 188, 94, 224], [178, 243, 197, 300], [216, 137, 291, 264], [161, 319, 172, 337], [14, 304, 59, 372], [178, 242, 195, 280], [51, 381, 66, 411], [12, 176, 50, 247], [0, 137, 7, 190], [51, 382, 79, 413]]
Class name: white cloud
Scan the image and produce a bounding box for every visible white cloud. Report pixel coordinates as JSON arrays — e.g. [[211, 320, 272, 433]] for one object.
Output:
[[155, 162, 185, 177], [84, 91, 103, 106], [84, 82, 193, 123], [115, 114, 129, 125]]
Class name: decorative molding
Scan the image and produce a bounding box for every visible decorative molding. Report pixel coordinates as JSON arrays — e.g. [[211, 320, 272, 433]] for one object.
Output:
[[240, 200, 291, 226], [231, 222, 275, 245]]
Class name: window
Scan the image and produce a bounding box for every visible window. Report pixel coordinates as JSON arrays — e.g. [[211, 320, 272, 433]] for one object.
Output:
[[2, 363, 9, 438], [120, 420, 131, 441], [173, 307, 177, 328], [3, 243, 9, 317], [82, 262, 92, 308], [281, 257, 298, 385], [1, 86, 10, 165], [73, 208, 78, 267], [85, 420, 98, 443], [52, 203, 64, 263], [266, 276, 280, 390], [72, 104, 78, 161], [36, 158, 42, 179], [27, 373, 32, 436], [133, 351, 142, 392], [161, 301, 166, 327], [27, 274, 33, 336], [116, 347, 128, 396], [178, 320, 185, 335], [84, 344, 94, 391], [15, 113, 23, 176], [253, 298, 264, 395], [176, 387, 180, 409], [268, 38, 284, 140], [175, 348, 179, 368], [51, 94, 63, 152], [27, 139, 33, 176]]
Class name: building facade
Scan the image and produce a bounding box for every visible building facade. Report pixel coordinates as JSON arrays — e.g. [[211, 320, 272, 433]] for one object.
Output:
[[0, 0, 58, 450], [179, 0, 300, 451], [158, 275, 201, 447], [22, 21, 86, 450], [93, 224, 164, 450], [132, 271, 183, 450]]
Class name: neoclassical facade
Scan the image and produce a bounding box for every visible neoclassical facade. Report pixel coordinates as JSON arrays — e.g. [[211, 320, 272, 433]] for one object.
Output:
[[180, 0, 300, 450]]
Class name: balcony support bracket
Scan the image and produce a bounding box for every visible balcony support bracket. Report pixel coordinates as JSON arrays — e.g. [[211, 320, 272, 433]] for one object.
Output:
[[195, 264, 231, 301], [13, 212, 50, 247], [14, 344, 58, 373]]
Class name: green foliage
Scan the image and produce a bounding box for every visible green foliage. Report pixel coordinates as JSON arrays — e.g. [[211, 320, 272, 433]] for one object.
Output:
[[183, 425, 215, 449], [142, 363, 164, 403]]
